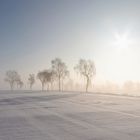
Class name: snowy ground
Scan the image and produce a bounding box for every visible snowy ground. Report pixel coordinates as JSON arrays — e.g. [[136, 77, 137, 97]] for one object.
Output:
[[0, 91, 140, 140]]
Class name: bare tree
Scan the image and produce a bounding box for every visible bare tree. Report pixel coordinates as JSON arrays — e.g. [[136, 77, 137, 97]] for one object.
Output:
[[37, 71, 46, 91], [37, 70, 53, 91], [44, 70, 52, 91], [4, 70, 20, 90], [15, 74, 24, 89], [28, 74, 35, 90], [16, 79, 24, 89], [50, 70, 56, 90], [51, 58, 69, 91], [45, 69, 56, 91], [74, 59, 96, 92]]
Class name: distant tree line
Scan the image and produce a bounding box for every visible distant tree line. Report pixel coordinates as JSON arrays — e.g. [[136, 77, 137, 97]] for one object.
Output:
[[4, 58, 96, 92]]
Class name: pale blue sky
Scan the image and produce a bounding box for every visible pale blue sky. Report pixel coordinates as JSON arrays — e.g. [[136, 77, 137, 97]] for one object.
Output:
[[1, 0, 140, 89]]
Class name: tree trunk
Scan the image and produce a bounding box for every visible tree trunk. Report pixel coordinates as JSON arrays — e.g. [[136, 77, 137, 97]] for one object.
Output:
[[47, 83, 49, 91], [58, 76, 61, 91], [10, 83, 14, 91], [51, 81, 53, 91], [30, 84, 32, 90], [42, 83, 44, 91], [86, 77, 89, 92], [61, 79, 63, 91]]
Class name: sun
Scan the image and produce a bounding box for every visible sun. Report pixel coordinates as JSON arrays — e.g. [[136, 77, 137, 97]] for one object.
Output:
[[114, 31, 132, 49]]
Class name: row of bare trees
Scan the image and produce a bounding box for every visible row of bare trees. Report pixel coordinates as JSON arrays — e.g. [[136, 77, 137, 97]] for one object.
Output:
[[4, 58, 96, 92], [5, 71, 24, 90], [4, 71, 36, 91], [37, 58, 69, 91]]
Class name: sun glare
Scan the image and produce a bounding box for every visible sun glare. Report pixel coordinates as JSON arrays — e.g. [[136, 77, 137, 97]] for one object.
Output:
[[113, 31, 132, 50]]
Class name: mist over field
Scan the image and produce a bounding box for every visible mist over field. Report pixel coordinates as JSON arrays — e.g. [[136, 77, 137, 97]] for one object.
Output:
[[1, 0, 140, 96]]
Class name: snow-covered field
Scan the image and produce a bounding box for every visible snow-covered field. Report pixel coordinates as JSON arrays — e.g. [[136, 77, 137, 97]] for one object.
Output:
[[0, 90, 140, 140]]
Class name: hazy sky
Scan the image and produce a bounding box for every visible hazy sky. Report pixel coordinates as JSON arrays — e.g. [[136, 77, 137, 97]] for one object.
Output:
[[1, 0, 140, 89]]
